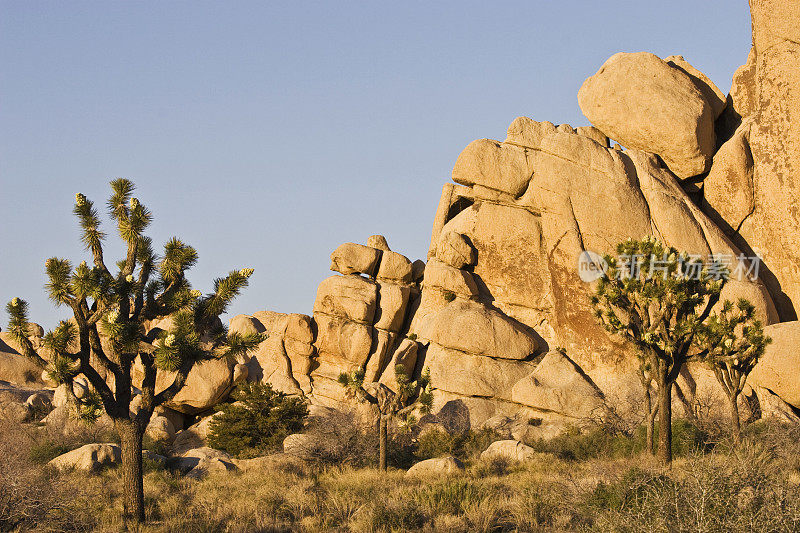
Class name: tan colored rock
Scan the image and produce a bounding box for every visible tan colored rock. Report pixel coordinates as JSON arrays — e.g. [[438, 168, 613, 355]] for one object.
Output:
[[411, 259, 426, 282], [510, 350, 604, 418], [505, 117, 558, 150], [435, 231, 476, 269], [665, 55, 727, 118], [406, 456, 464, 476], [425, 344, 534, 400], [421, 258, 479, 298], [48, 443, 120, 472], [283, 433, 315, 458], [329, 243, 381, 277], [438, 201, 551, 313], [702, 121, 755, 233], [313, 275, 377, 324], [374, 283, 411, 332], [379, 339, 419, 391], [749, 321, 800, 408], [0, 347, 43, 386], [172, 415, 215, 454], [419, 300, 538, 360], [452, 139, 534, 196], [313, 314, 373, 367], [175, 447, 237, 477], [248, 336, 302, 395], [557, 123, 575, 134], [228, 314, 263, 337], [363, 329, 396, 382], [480, 440, 540, 462], [575, 125, 608, 147], [755, 387, 800, 424], [730, 48, 758, 120], [136, 357, 234, 415], [0, 397, 31, 423], [720, 1, 800, 320], [377, 250, 413, 283], [578, 52, 715, 178], [367, 234, 391, 251], [146, 415, 176, 443]]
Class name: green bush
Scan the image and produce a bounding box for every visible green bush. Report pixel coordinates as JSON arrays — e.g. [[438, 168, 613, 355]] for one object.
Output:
[[207, 382, 308, 458], [527, 419, 712, 461], [415, 427, 504, 462]]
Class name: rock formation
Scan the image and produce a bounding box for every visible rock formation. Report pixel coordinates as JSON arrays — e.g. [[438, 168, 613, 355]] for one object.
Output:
[[2, 1, 798, 437]]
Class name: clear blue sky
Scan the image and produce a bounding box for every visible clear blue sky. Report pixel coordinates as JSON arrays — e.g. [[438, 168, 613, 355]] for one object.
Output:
[[0, 1, 752, 330]]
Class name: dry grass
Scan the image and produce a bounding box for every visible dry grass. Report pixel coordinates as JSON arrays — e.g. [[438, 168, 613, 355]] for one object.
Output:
[[2, 419, 799, 532]]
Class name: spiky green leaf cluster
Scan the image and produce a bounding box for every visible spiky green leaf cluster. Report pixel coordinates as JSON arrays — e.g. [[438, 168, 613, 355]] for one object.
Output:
[[197, 269, 253, 319], [225, 331, 265, 360], [73, 193, 105, 255], [154, 310, 204, 371], [159, 238, 198, 283], [695, 298, 772, 395], [590, 237, 726, 359]]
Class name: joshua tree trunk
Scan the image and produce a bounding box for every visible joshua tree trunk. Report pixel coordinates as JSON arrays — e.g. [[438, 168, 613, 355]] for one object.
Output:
[[118, 418, 146, 524], [729, 391, 742, 443], [378, 414, 388, 471], [657, 376, 673, 466], [646, 398, 658, 456]]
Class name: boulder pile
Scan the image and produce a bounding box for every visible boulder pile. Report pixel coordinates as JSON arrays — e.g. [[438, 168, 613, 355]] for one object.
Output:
[[2, 0, 799, 441]]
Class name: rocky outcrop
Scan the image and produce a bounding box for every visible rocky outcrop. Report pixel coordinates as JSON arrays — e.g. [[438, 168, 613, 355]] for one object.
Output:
[[702, 1, 800, 321], [748, 321, 800, 408], [578, 52, 716, 179]]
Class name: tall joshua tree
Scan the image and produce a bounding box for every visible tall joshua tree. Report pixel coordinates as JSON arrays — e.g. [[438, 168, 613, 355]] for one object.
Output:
[[5, 179, 262, 524], [695, 298, 771, 442], [590, 237, 725, 465], [339, 365, 433, 471]]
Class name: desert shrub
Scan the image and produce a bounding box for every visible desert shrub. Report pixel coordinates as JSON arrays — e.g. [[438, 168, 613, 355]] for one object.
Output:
[[472, 455, 515, 478], [529, 418, 711, 461], [0, 420, 93, 531], [369, 499, 428, 531], [585, 445, 800, 532], [295, 408, 377, 467], [415, 427, 504, 462], [207, 382, 308, 458], [415, 479, 488, 516], [442, 290, 456, 302]]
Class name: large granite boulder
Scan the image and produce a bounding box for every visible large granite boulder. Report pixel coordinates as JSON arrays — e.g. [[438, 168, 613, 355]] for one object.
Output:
[[748, 321, 800, 408], [702, 1, 800, 321], [406, 456, 464, 476], [578, 52, 715, 178], [48, 443, 121, 472]]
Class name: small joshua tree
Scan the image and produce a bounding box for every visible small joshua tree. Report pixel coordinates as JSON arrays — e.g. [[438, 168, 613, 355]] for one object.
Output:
[[590, 237, 725, 465], [695, 299, 771, 442], [338, 365, 433, 471], [5, 180, 262, 524]]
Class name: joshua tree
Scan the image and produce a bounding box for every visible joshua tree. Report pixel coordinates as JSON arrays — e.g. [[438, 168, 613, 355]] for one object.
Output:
[[5, 179, 262, 524], [637, 365, 659, 456], [338, 365, 433, 470], [695, 299, 771, 442], [590, 237, 725, 465]]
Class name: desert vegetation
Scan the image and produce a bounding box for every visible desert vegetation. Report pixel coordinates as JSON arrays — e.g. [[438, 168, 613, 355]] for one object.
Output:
[[2, 414, 799, 532]]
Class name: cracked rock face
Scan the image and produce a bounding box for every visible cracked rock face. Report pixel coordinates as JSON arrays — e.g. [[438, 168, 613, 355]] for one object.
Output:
[[703, 0, 800, 322]]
